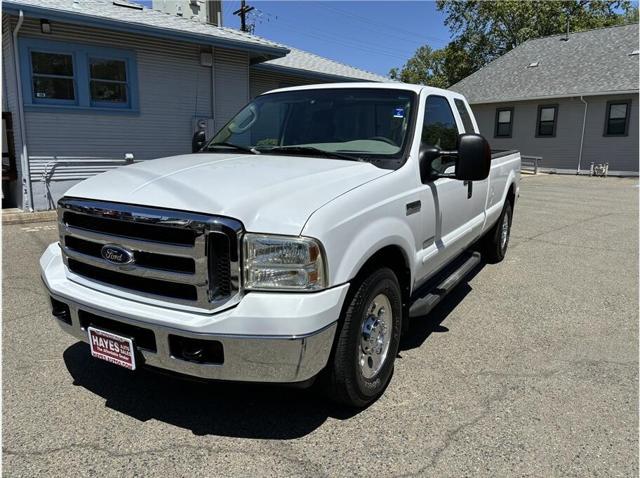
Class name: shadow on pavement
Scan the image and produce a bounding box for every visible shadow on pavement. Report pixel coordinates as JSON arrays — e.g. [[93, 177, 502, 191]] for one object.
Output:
[[63, 260, 486, 439], [63, 343, 359, 440], [400, 260, 485, 352]]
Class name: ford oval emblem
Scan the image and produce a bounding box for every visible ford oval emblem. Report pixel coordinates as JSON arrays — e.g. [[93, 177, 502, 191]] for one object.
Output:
[[101, 244, 135, 265]]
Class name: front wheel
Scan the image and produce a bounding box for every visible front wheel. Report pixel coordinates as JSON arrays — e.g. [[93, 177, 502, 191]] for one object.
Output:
[[324, 267, 402, 408], [481, 199, 513, 263]]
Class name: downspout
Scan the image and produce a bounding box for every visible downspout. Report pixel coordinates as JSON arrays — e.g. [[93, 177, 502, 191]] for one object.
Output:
[[577, 95, 588, 175], [12, 10, 33, 211], [210, 46, 216, 132]]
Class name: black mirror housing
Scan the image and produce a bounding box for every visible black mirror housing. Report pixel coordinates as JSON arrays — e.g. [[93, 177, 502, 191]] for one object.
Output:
[[192, 130, 207, 153], [455, 134, 491, 181], [418, 144, 442, 183]]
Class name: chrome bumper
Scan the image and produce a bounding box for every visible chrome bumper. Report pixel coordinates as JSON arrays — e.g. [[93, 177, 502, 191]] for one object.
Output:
[[46, 289, 337, 383]]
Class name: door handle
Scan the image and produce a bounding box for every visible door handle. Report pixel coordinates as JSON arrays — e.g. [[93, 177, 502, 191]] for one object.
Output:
[[463, 181, 473, 199]]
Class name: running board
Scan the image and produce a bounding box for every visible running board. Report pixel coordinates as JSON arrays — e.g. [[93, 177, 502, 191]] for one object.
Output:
[[409, 251, 481, 319]]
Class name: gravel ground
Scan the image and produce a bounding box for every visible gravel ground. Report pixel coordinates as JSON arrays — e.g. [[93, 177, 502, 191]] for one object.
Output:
[[3, 174, 638, 477]]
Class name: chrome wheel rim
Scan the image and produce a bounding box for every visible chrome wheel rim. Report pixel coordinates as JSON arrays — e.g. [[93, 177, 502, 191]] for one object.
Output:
[[360, 293, 393, 379], [500, 212, 510, 250]]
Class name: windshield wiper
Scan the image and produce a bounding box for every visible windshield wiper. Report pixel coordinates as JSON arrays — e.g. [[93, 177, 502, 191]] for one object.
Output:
[[206, 142, 260, 154], [258, 146, 363, 162]]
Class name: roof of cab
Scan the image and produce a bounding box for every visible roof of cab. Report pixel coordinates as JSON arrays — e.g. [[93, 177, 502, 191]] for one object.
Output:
[[262, 82, 465, 99]]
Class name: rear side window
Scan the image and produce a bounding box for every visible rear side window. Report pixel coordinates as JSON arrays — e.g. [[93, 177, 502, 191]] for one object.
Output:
[[454, 98, 475, 133]]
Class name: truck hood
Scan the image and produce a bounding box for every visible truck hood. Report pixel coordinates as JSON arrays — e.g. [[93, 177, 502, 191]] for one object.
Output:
[[64, 153, 391, 235]]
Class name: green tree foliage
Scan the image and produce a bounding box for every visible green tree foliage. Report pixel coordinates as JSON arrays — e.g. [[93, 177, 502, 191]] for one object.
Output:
[[390, 0, 638, 88]]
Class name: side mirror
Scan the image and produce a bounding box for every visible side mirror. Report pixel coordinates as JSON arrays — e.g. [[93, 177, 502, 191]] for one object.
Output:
[[192, 130, 207, 153], [418, 143, 442, 183], [455, 134, 491, 181]]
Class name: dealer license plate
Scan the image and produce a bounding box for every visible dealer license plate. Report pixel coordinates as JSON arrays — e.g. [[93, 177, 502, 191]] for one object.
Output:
[[87, 327, 136, 370]]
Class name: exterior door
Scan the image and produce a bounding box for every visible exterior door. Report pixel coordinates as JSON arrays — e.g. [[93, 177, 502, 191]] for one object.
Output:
[[415, 94, 484, 286]]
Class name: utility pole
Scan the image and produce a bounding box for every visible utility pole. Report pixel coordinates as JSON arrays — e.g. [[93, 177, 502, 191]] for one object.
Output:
[[233, 1, 255, 33]]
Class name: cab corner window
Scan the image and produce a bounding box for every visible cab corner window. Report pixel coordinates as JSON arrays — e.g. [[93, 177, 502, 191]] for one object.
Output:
[[454, 98, 475, 133], [604, 100, 631, 136], [494, 107, 513, 138]]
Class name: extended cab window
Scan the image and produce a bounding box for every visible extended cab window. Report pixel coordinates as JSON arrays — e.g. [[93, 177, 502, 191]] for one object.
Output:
[[421, 95, 459, 174], [454, 98, 475, 133], [208, 88, 416, 168]]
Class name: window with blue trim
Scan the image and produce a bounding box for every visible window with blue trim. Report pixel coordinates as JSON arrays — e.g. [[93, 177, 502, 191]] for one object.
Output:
[[20, 38, 138, 112]]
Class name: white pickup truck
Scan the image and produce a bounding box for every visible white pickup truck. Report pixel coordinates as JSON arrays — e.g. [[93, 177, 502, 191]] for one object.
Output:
[[40, 83, 520, 407]]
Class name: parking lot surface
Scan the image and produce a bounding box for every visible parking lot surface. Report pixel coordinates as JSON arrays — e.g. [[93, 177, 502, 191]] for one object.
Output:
[[3, 175, 638, 477]]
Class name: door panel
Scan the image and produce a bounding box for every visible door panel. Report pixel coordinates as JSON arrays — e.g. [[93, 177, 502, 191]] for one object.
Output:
[[415, 94, 486, 287]]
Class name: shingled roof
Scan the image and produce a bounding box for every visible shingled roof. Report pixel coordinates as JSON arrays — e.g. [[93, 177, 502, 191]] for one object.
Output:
[[256, 47, 388, 82], [3, 0, 289, 58], [450, 23, 639, 104]]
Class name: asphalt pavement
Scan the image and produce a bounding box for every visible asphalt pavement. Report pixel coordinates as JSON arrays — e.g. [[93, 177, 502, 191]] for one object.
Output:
[[2, 174, 638, 477]]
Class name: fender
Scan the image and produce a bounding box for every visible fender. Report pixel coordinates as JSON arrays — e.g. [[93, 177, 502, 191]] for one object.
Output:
[[328, 215, 415, 288], [485, 156, 520, 229]]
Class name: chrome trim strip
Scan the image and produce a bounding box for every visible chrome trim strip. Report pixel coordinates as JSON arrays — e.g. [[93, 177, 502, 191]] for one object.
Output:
[[58, 197, 243, 312], [60, 224, 199, 257], [62, 247, 206, 285]]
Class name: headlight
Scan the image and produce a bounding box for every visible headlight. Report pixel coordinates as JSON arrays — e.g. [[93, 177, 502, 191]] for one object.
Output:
[[243, 234, 326, 291]]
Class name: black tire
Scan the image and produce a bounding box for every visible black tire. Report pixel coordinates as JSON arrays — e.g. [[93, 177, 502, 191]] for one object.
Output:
[[481, 199, 513, 263], [324, 267, 402, 408]]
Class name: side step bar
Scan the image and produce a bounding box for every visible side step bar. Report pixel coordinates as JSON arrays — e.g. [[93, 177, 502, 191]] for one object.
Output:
[[408, 251, 481, 319]]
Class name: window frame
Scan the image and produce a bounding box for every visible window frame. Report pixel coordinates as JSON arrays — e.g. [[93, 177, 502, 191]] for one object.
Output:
[[29, 49, 78, 106], [535, 104, 558, 138], [421, 94, 461, 177], [494, 107, 514, 138], [603, 99, 632, 137], [19, 37, 139, 113], [88, 56, 132, 109]]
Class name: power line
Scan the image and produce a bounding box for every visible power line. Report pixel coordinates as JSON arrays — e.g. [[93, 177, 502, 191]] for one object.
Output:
[[254, 9, 417, 59], [321, 3, 449, 44]]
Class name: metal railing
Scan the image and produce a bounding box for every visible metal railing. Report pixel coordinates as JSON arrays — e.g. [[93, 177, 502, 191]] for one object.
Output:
[[521, 155, 542, 175]]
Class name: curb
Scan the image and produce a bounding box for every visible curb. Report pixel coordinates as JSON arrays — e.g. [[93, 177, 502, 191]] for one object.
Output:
[[2, 210, 57, 225]]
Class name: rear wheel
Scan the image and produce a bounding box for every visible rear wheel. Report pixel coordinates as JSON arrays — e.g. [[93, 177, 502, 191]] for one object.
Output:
[[324, 267, 402, 408], [481, 199, 513, 263]]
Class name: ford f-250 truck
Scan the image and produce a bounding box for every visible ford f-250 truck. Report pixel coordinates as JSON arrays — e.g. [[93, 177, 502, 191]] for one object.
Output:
[[40, 83, 520, 407]]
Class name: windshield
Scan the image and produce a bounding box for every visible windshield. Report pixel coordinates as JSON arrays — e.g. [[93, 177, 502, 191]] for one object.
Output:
[[205, 88, 416, 166]]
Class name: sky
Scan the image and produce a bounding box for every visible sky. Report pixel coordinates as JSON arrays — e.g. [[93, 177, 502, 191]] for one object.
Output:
[[136, 1, 452, 77], [221, 1, 451, 76]]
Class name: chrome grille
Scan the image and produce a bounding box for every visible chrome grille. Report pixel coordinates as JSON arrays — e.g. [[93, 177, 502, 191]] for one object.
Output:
[[58, 198, 242, 311]]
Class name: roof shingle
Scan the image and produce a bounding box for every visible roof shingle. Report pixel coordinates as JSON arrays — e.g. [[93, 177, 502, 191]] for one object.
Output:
[[450, 23, 639, 104], [257, 47, 389, 82], [3, 0, 288, 56]]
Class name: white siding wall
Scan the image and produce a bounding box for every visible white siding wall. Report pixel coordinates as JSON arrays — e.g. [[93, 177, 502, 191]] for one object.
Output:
[[249, 69, 323, 98], [470, 94, 639, 174], [4, 15, 252, 209], [213, 48, 249, 131]]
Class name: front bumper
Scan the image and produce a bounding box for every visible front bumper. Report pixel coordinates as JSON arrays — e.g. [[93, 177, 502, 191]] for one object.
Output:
[[40, 243, 348, 383]]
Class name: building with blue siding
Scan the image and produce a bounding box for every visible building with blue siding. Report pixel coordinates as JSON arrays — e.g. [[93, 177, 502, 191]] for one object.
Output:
[[2, 0, 387, 211]]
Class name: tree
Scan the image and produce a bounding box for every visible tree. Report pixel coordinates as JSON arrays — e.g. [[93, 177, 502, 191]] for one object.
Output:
[[391, 0, 638, 87], [389, 46, 448, 88]]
